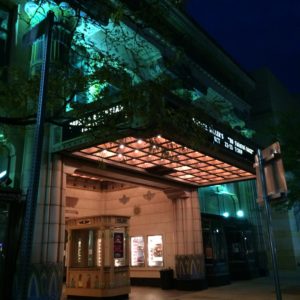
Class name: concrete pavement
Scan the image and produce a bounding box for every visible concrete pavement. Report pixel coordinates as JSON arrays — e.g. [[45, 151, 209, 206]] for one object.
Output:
[[168, 276, 300, 300], [62, 274, 300, 300]]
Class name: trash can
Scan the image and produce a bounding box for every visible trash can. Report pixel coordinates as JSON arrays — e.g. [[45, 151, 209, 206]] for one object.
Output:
[[159, 268, 174, 289]]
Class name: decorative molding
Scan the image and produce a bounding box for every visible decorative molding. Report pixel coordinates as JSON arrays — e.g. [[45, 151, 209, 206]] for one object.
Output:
[[14, 262, 63, 300], [133, 205, 141, 215], [65, 209, 79, 215], [66, 196, 78, 208], [119, 194, 130, 205], [164, 188, 189, 201], [66, 175, 134, 192], [143, 190, 155, 201]]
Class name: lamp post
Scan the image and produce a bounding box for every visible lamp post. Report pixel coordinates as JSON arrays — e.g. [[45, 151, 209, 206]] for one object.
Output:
[[17, 11, 54, 300]]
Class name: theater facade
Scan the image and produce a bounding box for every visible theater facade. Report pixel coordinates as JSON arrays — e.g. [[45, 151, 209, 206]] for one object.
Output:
[[0, 1, 268, 299]]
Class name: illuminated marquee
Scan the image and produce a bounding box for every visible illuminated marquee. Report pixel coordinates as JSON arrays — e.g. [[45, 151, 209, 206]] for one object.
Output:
[[63, 107, 255, 163], [193, 118, 255, 160]]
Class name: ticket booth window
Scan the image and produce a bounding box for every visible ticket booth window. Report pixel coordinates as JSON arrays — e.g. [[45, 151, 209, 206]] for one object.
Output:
[[72, 229, 88, 267], [66, 215, 130, 298], [96, 233, 102, 267]]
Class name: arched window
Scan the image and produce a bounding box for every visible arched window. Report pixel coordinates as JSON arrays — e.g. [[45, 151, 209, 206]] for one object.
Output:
[[0, 5, 11, 69]]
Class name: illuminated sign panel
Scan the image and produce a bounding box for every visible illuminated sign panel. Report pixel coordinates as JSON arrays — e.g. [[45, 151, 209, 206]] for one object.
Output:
[[193, 118, 255, 162], [62, 105, 124, 140]]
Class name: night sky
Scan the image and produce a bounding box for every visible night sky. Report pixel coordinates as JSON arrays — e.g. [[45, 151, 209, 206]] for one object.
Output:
[[185, 0, 300, 94]]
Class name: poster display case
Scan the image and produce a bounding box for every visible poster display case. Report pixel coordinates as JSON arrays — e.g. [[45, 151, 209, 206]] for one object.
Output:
[[130, 236, 145, 267], [65, 215, 130, 298], [148, 235, 163, 267], [130, 235, 164, 268]]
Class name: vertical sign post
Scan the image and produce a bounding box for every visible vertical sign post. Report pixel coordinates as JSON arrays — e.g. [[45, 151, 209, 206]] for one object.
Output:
[[18, 11, 54, 300], [255, 142, 287, 300], [257, 149, 281, 300]]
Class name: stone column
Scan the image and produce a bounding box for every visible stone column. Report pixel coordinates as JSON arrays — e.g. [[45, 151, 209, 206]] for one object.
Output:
[[168, 189, 202, 255], [19, 124, 65, 299], [165, 188, 206, 290]]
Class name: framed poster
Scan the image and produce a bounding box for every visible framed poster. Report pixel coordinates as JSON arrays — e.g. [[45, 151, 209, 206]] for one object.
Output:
[[148, 235, 163, 267], [131, 236, 145, 267], [114, 232, 124, 259]]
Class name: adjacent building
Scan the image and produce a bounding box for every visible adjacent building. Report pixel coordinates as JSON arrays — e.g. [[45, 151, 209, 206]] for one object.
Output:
[[247, 68, 300, 275]]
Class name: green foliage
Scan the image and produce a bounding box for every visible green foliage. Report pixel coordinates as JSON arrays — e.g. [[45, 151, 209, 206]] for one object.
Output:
[[0, 67, 38, 117], [0, 0, 253, 156]]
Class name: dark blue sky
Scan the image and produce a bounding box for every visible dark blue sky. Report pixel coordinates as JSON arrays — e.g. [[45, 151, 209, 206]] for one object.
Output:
[[186, 0, 300, 94]]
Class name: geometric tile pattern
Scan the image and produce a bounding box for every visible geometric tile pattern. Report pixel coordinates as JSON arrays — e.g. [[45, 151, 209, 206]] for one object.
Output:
[[73, 135, 255, 186]]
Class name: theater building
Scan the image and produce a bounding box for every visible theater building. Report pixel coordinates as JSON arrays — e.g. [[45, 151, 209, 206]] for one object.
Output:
[[0, 1, 273, 299]]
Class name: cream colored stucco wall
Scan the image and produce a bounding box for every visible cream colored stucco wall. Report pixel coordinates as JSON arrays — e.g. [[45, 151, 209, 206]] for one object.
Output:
[[65, 179, 203, 279]]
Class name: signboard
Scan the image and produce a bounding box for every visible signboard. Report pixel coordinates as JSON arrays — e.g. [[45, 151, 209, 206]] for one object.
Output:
[[193, 118, 255, 162], [255, 142, 288, 204], [62, 104, 124, 141]]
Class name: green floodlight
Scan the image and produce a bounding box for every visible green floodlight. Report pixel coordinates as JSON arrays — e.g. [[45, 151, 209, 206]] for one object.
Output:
[[222, 212, 229, 218], [0, 169, 11, 186], [0, 170, 7, 179], [236, 210, 244, 218]]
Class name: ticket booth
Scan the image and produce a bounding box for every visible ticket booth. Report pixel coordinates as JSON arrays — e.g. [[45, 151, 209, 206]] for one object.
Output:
[[65, 215, 130, 298]]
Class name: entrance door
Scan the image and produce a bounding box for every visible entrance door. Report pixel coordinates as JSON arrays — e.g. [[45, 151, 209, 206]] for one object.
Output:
[[0, 192, 23, 299], [224, 222, 258, 279], [202, 213, 259, 284], [202, 214, 230, 286]]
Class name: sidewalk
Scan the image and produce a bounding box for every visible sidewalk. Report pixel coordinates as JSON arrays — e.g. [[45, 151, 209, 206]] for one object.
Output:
[[168, 276, 300, 300], [62, 275, 300, 300]]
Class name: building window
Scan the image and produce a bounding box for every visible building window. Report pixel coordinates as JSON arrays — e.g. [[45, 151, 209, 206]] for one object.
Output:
[[0, 7, 10, 68], [198, 180, 258, 221]]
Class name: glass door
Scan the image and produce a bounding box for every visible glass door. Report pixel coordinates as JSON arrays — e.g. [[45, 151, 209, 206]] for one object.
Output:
[[202, 214, 230, 286], [0, 202, 9, 297]]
